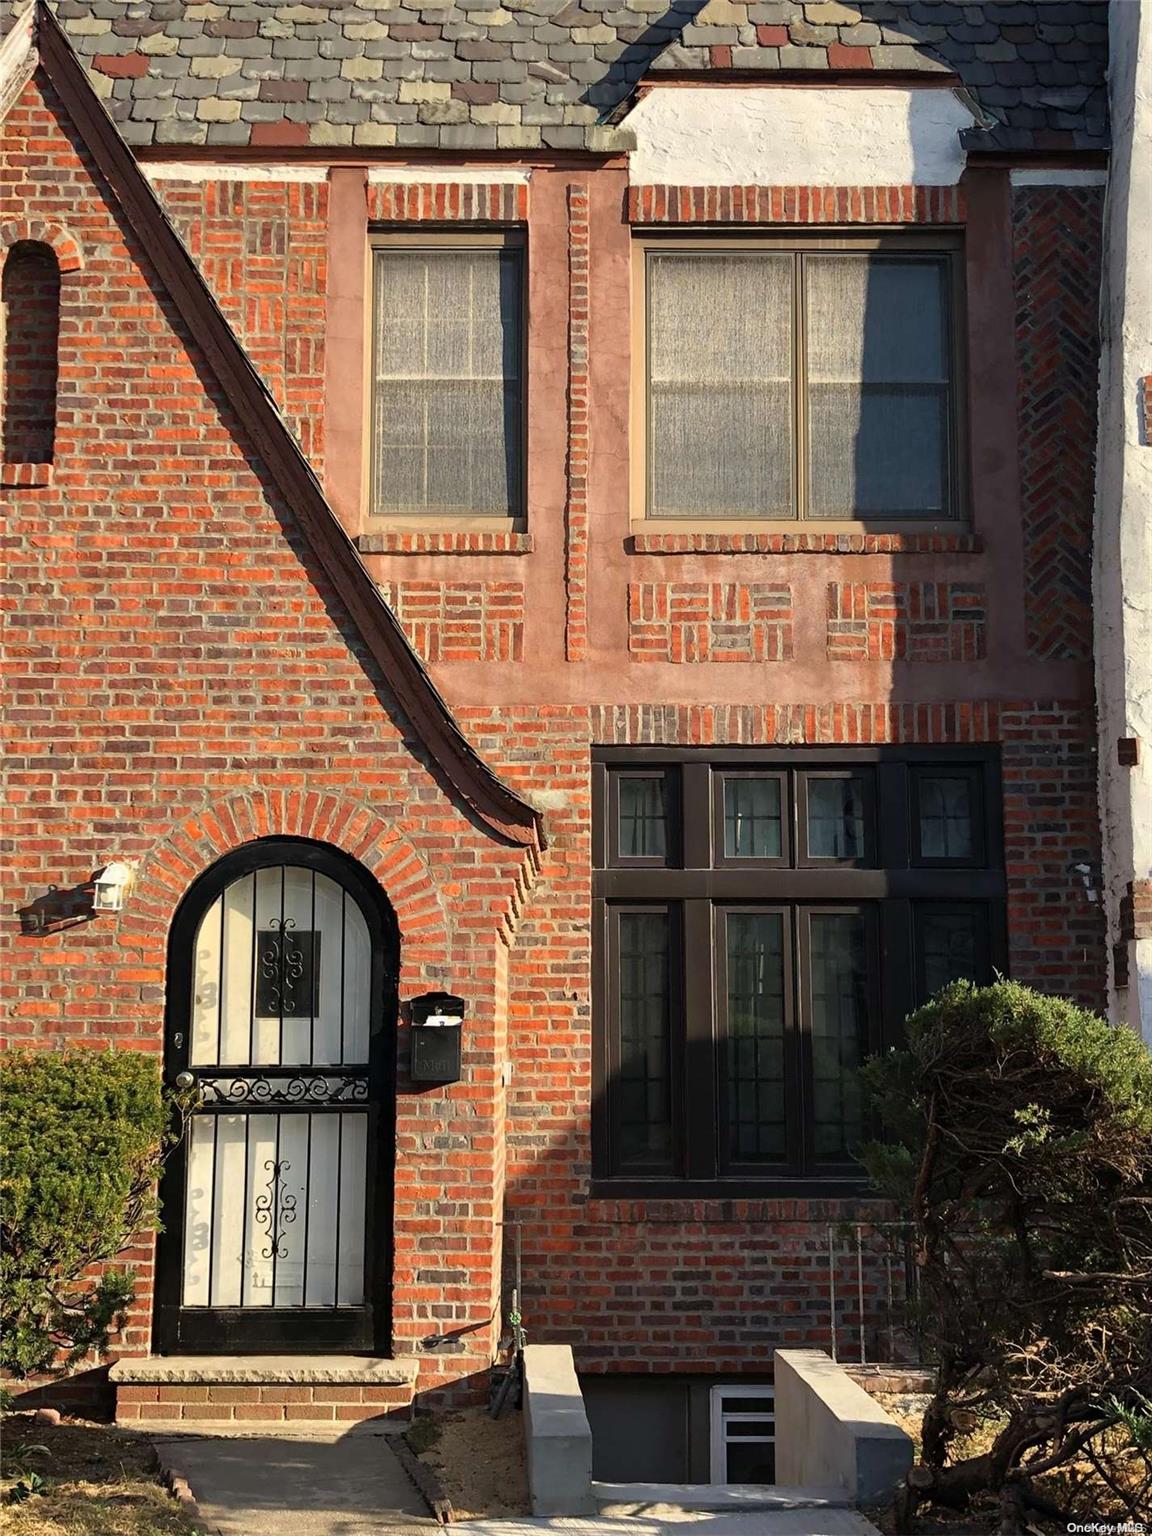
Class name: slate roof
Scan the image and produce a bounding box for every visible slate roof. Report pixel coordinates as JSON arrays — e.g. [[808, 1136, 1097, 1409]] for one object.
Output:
[[3, 0, 1109, 154]]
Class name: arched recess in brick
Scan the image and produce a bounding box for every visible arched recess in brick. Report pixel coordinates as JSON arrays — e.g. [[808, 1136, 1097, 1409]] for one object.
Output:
[[118, 791, 452, 973], [1, 239, 61, 464]]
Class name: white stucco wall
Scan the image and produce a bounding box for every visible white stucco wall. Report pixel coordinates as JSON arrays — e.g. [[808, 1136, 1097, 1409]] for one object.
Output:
[[1095, 0, 1152, 1039], [628, 84, 978, 186]]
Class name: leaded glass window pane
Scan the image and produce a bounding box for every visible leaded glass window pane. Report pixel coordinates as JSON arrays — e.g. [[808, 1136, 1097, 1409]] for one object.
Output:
[[806, 256, 950, 519], [617, 912, 673, 1168], [919, 909, 983, 1000], [648, 252, 793, 519], [725, 913, 787, 1162], [618, 776, 669, 860], [810, 913, 869, 1162], [373, 249, 521, 516], [723, 777, 783, 859], [918, 775, 975, 859], [806, 777, 868, 860]]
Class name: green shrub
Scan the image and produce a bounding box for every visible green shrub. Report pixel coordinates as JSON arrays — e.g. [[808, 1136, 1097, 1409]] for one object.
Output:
[[861, 981, 1152, 1529], [1, 1049, 171, 1377]]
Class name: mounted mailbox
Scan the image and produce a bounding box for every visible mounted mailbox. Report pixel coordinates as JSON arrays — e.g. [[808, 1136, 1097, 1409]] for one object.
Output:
[[409, 990, 466, 1084]]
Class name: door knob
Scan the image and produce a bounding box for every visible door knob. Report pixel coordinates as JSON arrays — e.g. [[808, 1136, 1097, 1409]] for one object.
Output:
[[174, 1071, 196, 1090]]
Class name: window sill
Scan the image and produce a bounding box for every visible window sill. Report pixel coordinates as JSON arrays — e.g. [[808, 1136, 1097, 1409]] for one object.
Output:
[[628, 530, 982, 555], [357, 530, 533, 555], [1, 461, 53, 489]]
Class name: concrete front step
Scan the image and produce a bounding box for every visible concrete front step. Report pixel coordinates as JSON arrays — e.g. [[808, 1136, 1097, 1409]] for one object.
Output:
[[110, 1355, 419, 1429]]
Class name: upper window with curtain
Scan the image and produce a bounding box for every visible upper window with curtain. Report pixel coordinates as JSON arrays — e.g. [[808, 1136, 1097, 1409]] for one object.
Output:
[[641, 238, 962, 524], [371, 240, 523, 519]]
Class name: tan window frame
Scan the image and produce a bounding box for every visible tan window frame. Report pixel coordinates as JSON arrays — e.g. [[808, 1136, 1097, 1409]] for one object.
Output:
[[630, 230, 968, 532], [366, 230, 528, 531]]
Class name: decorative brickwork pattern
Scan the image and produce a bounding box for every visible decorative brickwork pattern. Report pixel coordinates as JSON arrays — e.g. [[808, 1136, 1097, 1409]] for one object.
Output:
[[383, 582, 525, 663], [1013, 185, 1103, 660], [565, 183, 591, 661], [628, 184, 966, 226], [358, 530, 533, 556], [826, 582, 986, 662], [0, 217, 83, 272], [629, 530, 982, 555], [586, 701, 1001, 747], [159, 178, 328, 468], [628, 582, 793, 663], [367, 182, 527, 224]]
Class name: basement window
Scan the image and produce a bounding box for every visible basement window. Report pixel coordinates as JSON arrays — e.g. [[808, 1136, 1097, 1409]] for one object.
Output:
[[710, 1384, 776, 1485]]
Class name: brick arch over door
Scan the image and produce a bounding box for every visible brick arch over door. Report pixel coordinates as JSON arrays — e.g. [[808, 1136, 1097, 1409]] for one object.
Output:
[[118, 791, 452, 974]]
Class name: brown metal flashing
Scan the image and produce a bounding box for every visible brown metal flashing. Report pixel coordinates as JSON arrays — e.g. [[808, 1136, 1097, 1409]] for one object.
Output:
[[29, 2, 544, 855]]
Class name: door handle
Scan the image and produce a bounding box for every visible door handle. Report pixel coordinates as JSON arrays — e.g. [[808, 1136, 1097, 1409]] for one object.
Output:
[[174, 1071, 196, 1091]]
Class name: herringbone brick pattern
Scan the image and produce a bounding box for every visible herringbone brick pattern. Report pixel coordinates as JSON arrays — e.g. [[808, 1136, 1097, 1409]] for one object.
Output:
[[1013, 186, 1103, 660]]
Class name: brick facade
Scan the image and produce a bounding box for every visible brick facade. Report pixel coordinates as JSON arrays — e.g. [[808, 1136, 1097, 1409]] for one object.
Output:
[[158, 177, 329, 468], [1, 237, 59, 464], [825, 582, 987, 662], [382, 580, 526, 663], [2, 6, 1110, 1418], [628, 183, 966, 226], [628, 582, 794, 663], [1013, 184, 1104, 661]]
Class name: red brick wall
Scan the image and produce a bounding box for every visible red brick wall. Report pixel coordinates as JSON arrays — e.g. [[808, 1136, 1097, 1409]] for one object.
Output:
[[2, 73, 531, 1389], [2, 238, 60, 464], [156, 176, 328, 469]]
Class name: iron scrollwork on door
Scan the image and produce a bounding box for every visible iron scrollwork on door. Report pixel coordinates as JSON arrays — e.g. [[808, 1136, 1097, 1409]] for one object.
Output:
[[198, 1073, 369, 1107], [255, 918, 321, 1019], [253, 1158, 298, 1260]]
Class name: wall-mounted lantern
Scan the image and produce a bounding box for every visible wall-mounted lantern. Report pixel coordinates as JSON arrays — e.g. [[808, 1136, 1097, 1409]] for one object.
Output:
[[409, 990, 465, 1084], [92, 861, 136, 914]]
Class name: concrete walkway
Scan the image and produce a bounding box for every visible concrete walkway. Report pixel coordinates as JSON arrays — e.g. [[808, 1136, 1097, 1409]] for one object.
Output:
[[154, 1430, 882, 1536], [455, 1517, 880, 1535], [154, 1429, 437, 1536]]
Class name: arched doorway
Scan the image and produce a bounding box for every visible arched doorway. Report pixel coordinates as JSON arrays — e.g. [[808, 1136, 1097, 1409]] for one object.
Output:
[[154, 840, 398, 1354]]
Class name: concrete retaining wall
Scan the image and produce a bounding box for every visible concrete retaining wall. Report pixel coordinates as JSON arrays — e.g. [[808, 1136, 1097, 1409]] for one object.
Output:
[[522, 1344, 596, 1516], [774, 1349, 915, 1505]]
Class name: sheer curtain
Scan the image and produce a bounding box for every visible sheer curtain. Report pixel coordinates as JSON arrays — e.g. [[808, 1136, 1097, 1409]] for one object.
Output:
[[372, 248, 521, 515], [648, 251, 793, 518]]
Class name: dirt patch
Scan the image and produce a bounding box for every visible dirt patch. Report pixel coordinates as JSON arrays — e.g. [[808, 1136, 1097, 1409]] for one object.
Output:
[[407, 1406, 529, 1521], [1, 1415, 199, 1536]]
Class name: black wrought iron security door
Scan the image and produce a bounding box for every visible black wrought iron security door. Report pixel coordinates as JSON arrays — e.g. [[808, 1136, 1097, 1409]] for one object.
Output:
[[155, 842, 397, 1354]]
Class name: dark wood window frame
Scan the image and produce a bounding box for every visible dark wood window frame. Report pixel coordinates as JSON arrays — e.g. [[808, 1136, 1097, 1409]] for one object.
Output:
[[592, 746, 1006, 1198], [634, 232, 968, 530]]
